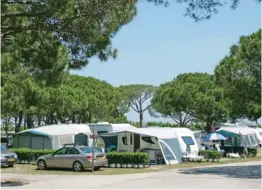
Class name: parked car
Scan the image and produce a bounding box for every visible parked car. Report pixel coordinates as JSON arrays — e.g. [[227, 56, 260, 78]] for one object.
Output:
[[37, 146, 107, 172], [1, 145, 18, 167]]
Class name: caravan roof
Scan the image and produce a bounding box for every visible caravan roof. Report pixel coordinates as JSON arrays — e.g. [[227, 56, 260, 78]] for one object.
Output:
[[110, 123, 136, 132], [14, 124, 91, 137], [100, 127, 177, 139]]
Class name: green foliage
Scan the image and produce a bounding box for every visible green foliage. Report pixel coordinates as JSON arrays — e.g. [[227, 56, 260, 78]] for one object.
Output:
[[151, 73, 229, 131], [199, 150, 222, 161], [119, 85, 156, 127], [10, 148, 55, 164], [247, 148, 257, 158], [215, 29, 261, 121], [2, 0, 137, 69], [147, 0, 253, 21], [107, 152, 150, 168]]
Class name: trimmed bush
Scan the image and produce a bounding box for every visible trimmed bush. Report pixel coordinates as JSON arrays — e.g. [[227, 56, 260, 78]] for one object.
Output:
[[247, 148, 257, 158], [107, 152, 150, 168], [199, 150, 222, 161], [11, 148, 55, 163]]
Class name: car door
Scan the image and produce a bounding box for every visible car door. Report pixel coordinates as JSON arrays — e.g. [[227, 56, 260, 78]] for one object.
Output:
[[65, 147, 81, 167], [47, 148, 68, 168]]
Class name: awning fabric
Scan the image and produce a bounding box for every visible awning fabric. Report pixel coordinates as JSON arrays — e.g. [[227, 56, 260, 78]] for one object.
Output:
[[216, 127, 257, 137]]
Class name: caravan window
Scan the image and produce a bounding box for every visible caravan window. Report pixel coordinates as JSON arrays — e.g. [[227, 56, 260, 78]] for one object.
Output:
[[130, 134, 132, 145], [122, 137, 127, 145], [1, 137, 7, 143], [141, 137, 155, 144], [181, 136, 195, 145], [97, 131, 108, 134], [249, 135, 257, 146]]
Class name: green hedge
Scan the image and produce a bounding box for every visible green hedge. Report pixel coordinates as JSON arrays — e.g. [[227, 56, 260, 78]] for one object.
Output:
[[11, 148, 55, 163], [107, 152, 150, 168], [247, 148, 257, 158], [199, 150, 222, 161]]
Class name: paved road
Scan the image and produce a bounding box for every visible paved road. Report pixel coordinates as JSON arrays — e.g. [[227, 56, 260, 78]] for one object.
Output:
[[1, 161, 261, 189]]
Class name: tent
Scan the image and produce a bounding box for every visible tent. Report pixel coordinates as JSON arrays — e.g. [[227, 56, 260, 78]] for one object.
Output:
[[216, 127, 258, 147], [12, 124, 92, 150], [99, 127, 195, 165]]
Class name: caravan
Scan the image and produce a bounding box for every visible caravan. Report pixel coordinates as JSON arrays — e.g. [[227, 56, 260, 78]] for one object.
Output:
[[99, 127, 199, 164]]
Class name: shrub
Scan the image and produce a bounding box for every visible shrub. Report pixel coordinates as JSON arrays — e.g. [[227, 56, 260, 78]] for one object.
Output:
[[11, 148, 55, 163], [247, 148, 257, 158], [220, 146, 257, 158], [220, 146, 245, 156], [107, 152, 150, 168], [199, 150, 222, 161]]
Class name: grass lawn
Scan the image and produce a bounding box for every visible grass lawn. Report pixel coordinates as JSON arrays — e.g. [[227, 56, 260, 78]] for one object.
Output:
[[1, 156, 261, 175], [1, 164, 159, 175]]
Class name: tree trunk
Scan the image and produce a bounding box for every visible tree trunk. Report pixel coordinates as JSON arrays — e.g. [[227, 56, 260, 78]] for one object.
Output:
[[206, 124, 212, 133], [14, 116, 17, 126], [139, 112, 143, 128], [87, 113, 92, 123], [26, 115, 33, 129], [15, 111, 23, 133], [37, 117, 41, 126], [72, 116, 76, 123]]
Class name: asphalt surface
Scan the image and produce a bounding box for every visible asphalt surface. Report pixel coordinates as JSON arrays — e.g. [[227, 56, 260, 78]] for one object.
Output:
[[1, 161, 261, 189]]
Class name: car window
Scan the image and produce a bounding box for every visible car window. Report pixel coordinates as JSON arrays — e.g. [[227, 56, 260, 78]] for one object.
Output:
[[79, 146, 100, 153], [67, 148, 80, 154], [55, 148, 67, 155], [1, 145, 7, 151]]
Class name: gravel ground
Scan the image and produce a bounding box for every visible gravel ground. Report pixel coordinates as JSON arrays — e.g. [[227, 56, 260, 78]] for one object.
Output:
[[1, 160, 261, 189]]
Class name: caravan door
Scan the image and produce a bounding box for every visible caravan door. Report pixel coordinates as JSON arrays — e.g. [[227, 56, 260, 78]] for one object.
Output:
[[117, 132, 133, 152], [158, 139, 179, 165]]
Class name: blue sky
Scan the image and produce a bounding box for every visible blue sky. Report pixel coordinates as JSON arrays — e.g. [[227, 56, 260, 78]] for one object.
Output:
[[71, 1, 261, 123]]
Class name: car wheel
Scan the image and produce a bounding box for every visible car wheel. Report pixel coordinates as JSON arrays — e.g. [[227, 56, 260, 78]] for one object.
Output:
[[37, 160, 47, 170], [73, 161, 83, 172], [94, 166, 101, 171], [7, 164, 14, 167]]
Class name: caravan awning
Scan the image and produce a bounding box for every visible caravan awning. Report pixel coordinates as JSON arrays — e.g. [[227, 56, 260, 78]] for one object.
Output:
[[99, 127, 177, 139], [216, 127, 256, 137]]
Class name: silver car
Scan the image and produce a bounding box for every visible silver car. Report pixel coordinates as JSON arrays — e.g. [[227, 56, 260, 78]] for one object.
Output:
[[36, 146, 107, 172], [1, 145, 18, 167]]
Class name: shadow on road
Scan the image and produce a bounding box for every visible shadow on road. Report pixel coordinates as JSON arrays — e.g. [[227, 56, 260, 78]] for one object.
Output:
[[178, 165, 261, 179], [1, 180, 29, 187]]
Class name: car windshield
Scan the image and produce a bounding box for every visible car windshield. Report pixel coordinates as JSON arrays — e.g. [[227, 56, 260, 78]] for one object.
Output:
[[1, 145, 7, 151], [80, 146, 101, 154]]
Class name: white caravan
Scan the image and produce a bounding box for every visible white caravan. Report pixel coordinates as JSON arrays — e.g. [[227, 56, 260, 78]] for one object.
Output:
[[99, 127, 199, 164]]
